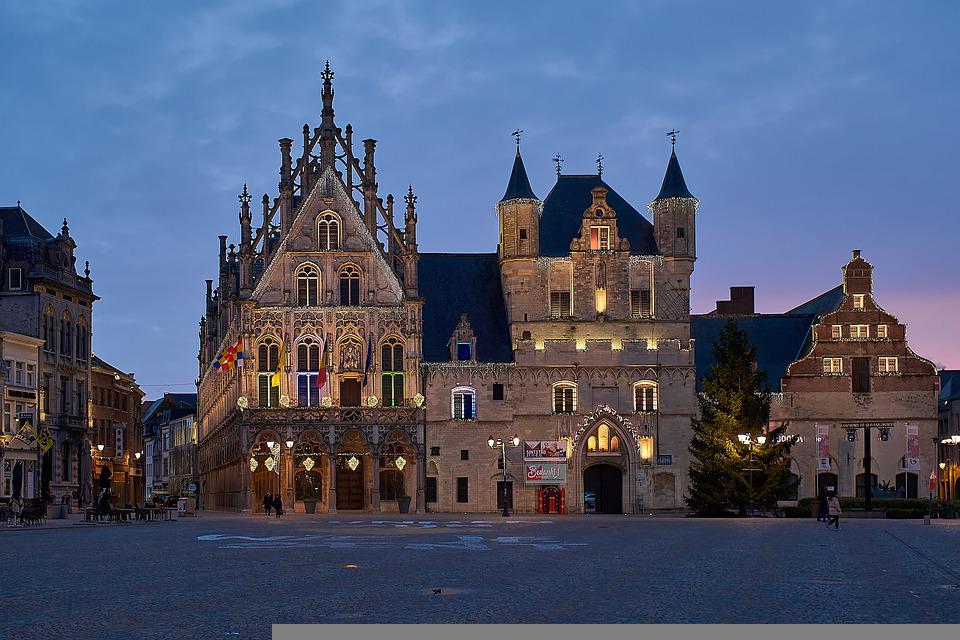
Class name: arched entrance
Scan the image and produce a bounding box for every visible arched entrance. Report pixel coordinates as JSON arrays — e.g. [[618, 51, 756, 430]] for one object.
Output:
[[537, 485, 565, 514], [249, 430, 282, 511], [583, 464, 622, 514], [335, 430, 369, 511], [293, 431, 328, 513]]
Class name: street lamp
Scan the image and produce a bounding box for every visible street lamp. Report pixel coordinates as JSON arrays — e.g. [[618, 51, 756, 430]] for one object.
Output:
[[488, 433, 521, 517], [738, 433, 766, 516]]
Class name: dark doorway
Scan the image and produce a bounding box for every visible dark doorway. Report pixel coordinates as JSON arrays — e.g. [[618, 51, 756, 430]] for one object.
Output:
[[340, 379, 362, 407], [817, 473, 838, 496], [336, 457, 364, 510], [425, 477, 437, 504], [583, 464, 622, 514], [496, 480, 513, 511], [539, 485, 564, 514], [896, 472, 919, 499]]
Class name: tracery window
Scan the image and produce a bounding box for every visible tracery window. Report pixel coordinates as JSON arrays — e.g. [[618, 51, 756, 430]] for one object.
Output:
[[634, 381, 658, 412], [339, 265, 361, 306], [452, 386, 476, 420], [257, 338, 281, 407], [297, 337, 322, 407], [317, 213, 340, 251], [296, 264, 321, 307], [381, 337, 405, 407], [552, 382, 576, 414]]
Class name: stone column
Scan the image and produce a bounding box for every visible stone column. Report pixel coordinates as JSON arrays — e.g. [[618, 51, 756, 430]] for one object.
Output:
[[327, 447, 337, 514], [371, 446, 381, 513], [416, 444, 426, 514], [240, 430, 251, 512]]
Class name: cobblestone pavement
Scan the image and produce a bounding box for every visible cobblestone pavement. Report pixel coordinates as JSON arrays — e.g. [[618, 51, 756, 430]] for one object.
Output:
[[2, 513, 960, 638]]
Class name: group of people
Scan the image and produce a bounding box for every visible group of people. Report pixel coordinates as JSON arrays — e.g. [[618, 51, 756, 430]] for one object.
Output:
[[262, 492, 284, 518], [817, 492, 842, 529]]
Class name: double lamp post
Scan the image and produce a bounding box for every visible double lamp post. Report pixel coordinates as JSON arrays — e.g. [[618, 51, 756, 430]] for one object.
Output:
[[488, 434, 520, 517], [737, 433, 766, 516]]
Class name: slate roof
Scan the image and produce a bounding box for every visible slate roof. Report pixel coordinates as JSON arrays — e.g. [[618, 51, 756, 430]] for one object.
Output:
[[91, 354, 131, 378], [786, 285, 844, 317], [500, 151, 538, 202], [940, 370, 960, 403], [692, 314, 816, 392], [654, 149, 695, 201], [539, 175, 659, 257], [0, 206, 54, 240], [418, 253, 513, 363]]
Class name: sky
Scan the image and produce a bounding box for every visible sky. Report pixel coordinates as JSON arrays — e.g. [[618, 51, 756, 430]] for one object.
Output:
[[1, 0, 958, 395]]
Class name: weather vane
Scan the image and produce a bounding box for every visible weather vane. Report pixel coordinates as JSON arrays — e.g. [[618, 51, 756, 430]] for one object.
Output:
[[512, 129, 523, 150], [667, 129, 679, 148], [596, 153, 604, 177], [553, 153, 563, 176]]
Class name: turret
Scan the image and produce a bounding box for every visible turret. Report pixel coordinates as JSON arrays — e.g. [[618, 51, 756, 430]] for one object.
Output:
[[497, 144, 541, 260], [278, 138, 294, 237], [319, 61, 336, 170], [238, 184, 254, 297], [362, 138, 379, 237], [401, 185, 419, 297], [649, 142, 698, 261]]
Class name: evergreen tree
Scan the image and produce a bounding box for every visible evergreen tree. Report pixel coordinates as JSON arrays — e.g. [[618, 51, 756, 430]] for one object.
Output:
[[687, 319, 797, 516]]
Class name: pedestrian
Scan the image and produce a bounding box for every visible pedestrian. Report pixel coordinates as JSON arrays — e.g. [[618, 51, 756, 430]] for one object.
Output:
[[263, 492, 272, 517], [817, 492, 829, 522], [273, 494, 283, 519], [9, 495, 22, 527], [826, 493, 841, 530]]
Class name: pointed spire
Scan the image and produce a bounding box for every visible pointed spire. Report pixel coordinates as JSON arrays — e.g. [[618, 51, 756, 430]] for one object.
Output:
[[319, 61, 336, 169], [500, 148, 538, 202], [654, 147, 694, 201]]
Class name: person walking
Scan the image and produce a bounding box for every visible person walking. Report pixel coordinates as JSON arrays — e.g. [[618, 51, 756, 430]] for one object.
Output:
[[263, 492, 273, 517], [273, 494, 283, 519], [817, 492, 829, 522], [826, 493, 841, 530]]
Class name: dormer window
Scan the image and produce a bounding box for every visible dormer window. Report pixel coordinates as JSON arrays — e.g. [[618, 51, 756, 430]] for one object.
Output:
[[590, 226, 610, 250], [852, 294, 865, 310], [317, 213, 340, 251]]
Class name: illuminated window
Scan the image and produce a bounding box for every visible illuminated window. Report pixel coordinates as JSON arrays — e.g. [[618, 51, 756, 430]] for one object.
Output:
[[381, 337, 405, 407], [595, 288, 607, 314], [822, 357, 843, 374], [878, 357, 898, 373], [588, 424, 620, 453], [317, 212, 340, 251], [587, 435, 597, 451], [552, 382, 577, 414], [296, 264, 321, 306], [609, 436, 620, 452], [850, 325, 869, 339], [831, 325, 842, 340], [877, 325, 888, 339], [297, 337, 322, 407], [550, 290, 571, 317], [598, 425, 609, 450], [452, 386, 476, 420], [257, 338, 281, 407], [339, 265, 361, 306], [852, 294, 865, 310], [590, 226, 611, 250], [634, 381, 658, 412]]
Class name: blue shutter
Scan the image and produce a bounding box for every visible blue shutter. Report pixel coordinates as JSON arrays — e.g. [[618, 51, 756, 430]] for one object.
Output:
[[464, 394, 474, 420]]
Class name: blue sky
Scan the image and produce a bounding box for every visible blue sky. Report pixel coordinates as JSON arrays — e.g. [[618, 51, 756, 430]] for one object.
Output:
[[1, 0, 957, 394]]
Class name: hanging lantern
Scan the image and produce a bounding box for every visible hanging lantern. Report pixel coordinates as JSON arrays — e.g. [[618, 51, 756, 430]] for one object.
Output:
[[639, 435, 654, 463], [302, 456, 315, 472], [249, 458, 258, 472], [346, 455, 360, 471], [264, 456, 276, 472], [395, 455, 407, 471]]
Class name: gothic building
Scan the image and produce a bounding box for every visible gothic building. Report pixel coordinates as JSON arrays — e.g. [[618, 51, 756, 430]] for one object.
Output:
[[197, 65, 697, 514], [0, 206, 96, 505]]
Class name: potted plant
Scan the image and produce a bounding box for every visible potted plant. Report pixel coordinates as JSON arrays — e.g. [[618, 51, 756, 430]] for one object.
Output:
[[303, 499, 318, 514], [396, 484, 411, 514]]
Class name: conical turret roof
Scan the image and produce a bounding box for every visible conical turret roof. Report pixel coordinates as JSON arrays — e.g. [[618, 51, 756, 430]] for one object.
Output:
[[654, 149, 694, 201], [500, 150, 538, 202]]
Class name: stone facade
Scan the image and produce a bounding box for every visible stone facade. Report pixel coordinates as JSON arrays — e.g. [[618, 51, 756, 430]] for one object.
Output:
[[90, 355, 144, 505], [0, 207, 97, 506]]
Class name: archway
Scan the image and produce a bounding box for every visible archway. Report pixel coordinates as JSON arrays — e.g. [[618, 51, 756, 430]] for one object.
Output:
[[378, 430, 417, 511], [249, 430, 282, 511], [293, 431, 328, 512], [583, 464, 622, 514]]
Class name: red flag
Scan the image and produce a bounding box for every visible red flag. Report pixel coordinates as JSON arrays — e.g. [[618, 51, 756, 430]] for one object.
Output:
[[317, 365, 326, 390]]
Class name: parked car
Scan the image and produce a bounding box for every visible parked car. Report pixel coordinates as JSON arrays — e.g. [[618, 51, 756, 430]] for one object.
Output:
[[584, 491, 596, 514]]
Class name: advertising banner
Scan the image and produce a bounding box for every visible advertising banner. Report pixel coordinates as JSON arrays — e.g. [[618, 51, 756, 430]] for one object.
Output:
[[906, 424, 920, 470], [525, 463, 567, 485], [817, 424, 830, 470], [523, 441, 566, 462]]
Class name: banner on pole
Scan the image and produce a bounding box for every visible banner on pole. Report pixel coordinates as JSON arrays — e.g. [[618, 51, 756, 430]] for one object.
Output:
[[906, 423, 920, 470], [816, 424, 830, 470]]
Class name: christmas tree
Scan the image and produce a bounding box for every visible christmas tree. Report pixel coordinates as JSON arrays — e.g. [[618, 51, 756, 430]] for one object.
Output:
[[687, 319, 797, 516]]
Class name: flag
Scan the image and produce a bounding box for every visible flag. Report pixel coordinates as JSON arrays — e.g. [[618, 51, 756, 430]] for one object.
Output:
[[215, 337, 244, 374], [14, 422, 36, 447], [316, 364, 326, 390], [37, 427, 55, 453], [362, 336, 373, 387], [271, 342, 284, 388]]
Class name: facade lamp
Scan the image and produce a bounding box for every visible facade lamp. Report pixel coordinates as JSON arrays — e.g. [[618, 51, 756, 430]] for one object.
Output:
[[756, 435, 767, 445], [512, 434, 521, 447], [97, 444, 105, 452], [266, 440, 275, 450], [940, 462, 947, 470], [135, 452, 141, 460], [487, 435, 495, 448], [285, 440, 294, 449]]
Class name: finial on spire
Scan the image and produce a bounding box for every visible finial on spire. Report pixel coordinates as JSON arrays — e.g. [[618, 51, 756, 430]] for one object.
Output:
[[84, 260, 90, 278], [239, 183, 251, 205], [553, 153, 563, 176], [667, 129, 679, 149], [404, 184, 417, 208], [61, 218, 70, 235], [321, 60, 333, 82], [512, 129, 523, 150], [596, 153, 604, 177]]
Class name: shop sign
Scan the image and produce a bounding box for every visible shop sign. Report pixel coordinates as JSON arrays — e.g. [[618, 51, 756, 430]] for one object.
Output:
[[525, 463, 567, 485], [523, 441, 566, 461]]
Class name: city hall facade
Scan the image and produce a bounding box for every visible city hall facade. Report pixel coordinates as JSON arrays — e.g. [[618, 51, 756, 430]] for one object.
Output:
[[197, 65, 939, 514]]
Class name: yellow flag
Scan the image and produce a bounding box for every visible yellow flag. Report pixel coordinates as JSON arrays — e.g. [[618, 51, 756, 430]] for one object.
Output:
[[271, 343, 284, 388]]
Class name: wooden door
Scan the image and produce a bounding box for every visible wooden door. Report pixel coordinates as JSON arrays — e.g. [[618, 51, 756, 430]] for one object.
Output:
[[340, 379, 362, 407], [336, 457, 364, 510]]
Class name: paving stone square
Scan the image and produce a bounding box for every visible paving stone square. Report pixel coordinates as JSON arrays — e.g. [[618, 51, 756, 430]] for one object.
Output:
[[2, 513, 960, 638]]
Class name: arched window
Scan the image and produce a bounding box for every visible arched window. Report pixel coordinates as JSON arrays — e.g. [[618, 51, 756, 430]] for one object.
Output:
[[257, 338, 281, 408], [381, 337, 405, 407], [634, 381, 658, 412], [43, 307, 55, 352], [60, 311, 72, 356], [552, 381, 577, 414], [76, 317, 88, 360], [587, 436, 598, 452], [296, 337, 322, 407], [451, 386, 476, 420], [339, 265, 361, 306], [609, 435, 620, 452], [317, 212, 341, 251], [588, 423, 619, 453], [598, 424, 610, 451], [296, 264, 321, 307]]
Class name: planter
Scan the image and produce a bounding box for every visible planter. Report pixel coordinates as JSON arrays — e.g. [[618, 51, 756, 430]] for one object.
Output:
[[397, 496, 411, 514], [303, 500, 318, 514], [47, 503, 67, 519]]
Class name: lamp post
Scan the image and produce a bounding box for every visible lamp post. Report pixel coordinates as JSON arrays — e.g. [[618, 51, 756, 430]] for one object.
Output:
[[488, 433, 520, 517], [737, 433, 766, 516], [267, 439, 294, 499]]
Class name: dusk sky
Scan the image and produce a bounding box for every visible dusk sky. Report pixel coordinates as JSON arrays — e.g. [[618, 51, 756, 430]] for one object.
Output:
[[1, 1, 957, 396]]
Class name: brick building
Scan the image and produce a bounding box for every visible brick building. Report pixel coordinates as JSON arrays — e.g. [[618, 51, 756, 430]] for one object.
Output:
[[90, 355, 145, 505]]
